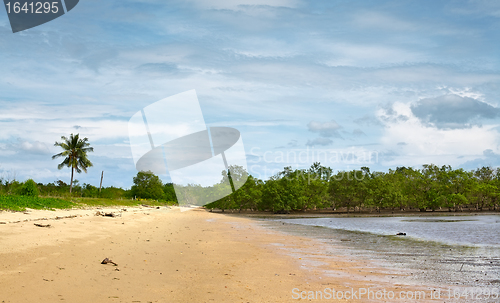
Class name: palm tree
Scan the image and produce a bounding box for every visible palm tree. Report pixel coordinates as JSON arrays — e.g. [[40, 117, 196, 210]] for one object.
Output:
[[52, 133, 94, 193]]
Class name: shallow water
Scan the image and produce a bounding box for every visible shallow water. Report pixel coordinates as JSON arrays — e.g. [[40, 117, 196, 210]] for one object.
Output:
[[257, 215, 500, 301], [276, 215, 500, 247]]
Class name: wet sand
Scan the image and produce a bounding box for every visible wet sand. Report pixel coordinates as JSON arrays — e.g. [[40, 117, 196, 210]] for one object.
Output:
[[0, 207, 443, 302]]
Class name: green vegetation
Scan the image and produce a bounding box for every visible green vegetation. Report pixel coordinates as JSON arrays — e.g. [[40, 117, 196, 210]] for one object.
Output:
[[2, 162, 499, 214], [20, 179, 39, 197], [0, 195, 173, 212], [131, 171, 164, 200], [52, 133, 94, 193], [0, 174, 178, 212], [69, 197, 173, 208], [0, 195, 73, 211], [205, 163, 500, 213], [130, 171, 178, 202]]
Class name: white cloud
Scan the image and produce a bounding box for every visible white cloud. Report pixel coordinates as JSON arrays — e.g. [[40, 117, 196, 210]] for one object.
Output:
[[410, 94, 500, 129], [307, 120, 342, 138], [448, 0, 500, 18], [323, 43, 425, 67], [223, 37, 299, 59], [446, 87, 485, 101], [377, 102, 500, 167], [185, 0, 301, 10], [18, 140, 50, 154], [306, 137, 333, 147], [352, 11, 418, 32]]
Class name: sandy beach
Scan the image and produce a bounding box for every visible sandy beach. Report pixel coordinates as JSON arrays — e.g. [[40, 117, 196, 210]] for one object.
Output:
[[0, 207, 444, 302]]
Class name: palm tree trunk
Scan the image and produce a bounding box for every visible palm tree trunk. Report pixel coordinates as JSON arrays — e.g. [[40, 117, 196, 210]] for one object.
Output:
[[70, 166, 74, 193]]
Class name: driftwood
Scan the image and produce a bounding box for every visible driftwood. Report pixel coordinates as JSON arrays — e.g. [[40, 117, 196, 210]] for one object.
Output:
[[95, 211, 121, 218], [55, 215, 77, 220], [141, 204, 161, 209], [101, 258, 118, 266], [34, 223, 51, 228]]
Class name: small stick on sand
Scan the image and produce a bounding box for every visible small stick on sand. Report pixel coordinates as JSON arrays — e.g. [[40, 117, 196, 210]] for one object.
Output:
[[101, 258, 118, 266], [34, 223, 51, 228]]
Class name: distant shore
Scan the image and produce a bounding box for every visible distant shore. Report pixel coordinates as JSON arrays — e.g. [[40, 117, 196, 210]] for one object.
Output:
[[210, 208, 500, 219]]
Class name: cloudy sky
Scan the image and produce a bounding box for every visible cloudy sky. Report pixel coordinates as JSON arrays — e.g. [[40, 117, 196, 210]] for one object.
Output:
[[1, 0, 500, 188]]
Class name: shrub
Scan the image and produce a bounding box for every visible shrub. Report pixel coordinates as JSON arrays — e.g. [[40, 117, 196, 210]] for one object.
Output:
[[21, 179, 39, 197], [130, 171, 164, 200], [8, 180, 23, 195]]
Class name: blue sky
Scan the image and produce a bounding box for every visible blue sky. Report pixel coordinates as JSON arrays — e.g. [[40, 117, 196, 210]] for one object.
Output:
[[1, 0, 500, 188]]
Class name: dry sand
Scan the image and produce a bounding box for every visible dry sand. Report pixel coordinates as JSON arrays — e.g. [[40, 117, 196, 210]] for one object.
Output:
[[0, 206, 442, 302]]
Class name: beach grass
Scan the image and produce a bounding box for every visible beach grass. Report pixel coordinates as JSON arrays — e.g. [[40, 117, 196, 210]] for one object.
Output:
[[70, 197, 174, 208], [0, 195, 74, 211], [0, 195, 176, 211]]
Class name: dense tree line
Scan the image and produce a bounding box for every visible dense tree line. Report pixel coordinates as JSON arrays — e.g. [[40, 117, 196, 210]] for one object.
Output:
[[205, 163, 500, 213], [3, 162, 500, 212]]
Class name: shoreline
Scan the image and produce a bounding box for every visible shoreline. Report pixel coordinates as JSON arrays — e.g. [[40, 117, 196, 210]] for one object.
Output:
[[0, 207, 453, 302], [216, 209, 500, 220]]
